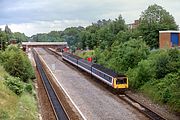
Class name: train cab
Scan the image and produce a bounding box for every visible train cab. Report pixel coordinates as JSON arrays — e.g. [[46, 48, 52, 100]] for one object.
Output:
[[113, 77, 128, 89]]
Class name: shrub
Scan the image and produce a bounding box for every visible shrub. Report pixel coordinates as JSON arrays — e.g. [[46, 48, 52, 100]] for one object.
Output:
[[127, 59, 155, 89], [1, 45, 35, 82], [108, 38, 150, 73], [155, 51, 170, 79], [141, 71, 180, 112], [127, 48, 180, 89], [24, 83, 33, 94], [4, 76, 24, 95]]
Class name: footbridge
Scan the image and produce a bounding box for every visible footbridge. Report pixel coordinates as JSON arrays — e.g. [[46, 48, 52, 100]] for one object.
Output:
[[22, 42, 68, 52]]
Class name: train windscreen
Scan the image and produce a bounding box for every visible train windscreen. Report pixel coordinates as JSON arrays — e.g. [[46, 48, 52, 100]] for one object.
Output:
[[116, 77, 127, 84]]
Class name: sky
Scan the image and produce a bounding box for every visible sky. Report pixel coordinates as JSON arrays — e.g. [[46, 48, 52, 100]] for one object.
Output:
[[0, 0, 180, 37]]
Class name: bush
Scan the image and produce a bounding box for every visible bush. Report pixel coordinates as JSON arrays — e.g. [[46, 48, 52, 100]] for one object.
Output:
[[127, 59, 155, 89], [24, 83, 33, 94], [141, 72, 180, 112], [4, 76, 24, 95], [1, 45, 35, 82], [127, 48, 180, 89], [108, 38, 150, 73]]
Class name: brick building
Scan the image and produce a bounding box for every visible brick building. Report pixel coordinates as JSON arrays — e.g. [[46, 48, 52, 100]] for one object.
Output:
[[159, 31, 180, 48], [128, 20, 139, 29]]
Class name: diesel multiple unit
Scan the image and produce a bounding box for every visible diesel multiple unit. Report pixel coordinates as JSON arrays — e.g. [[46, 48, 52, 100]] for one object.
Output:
[[62, 52, 128, 90]]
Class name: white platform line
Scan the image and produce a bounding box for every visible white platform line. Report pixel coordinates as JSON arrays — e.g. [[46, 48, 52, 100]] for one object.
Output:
[[36, 49, 87, 120]]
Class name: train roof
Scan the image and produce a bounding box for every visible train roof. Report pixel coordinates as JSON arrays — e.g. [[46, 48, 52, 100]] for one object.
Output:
[[62, 52, 71, 56], [63, 52, 82, 60], [92, 64, 126, 77], [68, 54, 82, 60], [78, 59, 94, 66]]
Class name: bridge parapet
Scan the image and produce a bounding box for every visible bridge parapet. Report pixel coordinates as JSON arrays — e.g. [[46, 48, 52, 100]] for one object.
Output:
[[22, 42, 68, 52]]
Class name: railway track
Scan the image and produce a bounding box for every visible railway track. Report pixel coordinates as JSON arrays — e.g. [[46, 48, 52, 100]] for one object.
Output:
[[46, 48, 167, 120], [119, 94, 166, 120], [33, 49, 69, 120]]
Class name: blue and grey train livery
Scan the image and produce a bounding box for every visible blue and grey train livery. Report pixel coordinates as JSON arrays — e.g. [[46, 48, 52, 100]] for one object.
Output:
[[62, 52, 128, 89]]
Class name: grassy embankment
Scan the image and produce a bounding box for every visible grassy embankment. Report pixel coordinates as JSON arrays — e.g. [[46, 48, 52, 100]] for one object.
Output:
[[0, 66, 38, 120], [0, 45, 38, 120]]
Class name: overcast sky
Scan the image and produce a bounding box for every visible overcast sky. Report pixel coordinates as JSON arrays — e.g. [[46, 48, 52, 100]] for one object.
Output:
[[0, 0, 180, 36]]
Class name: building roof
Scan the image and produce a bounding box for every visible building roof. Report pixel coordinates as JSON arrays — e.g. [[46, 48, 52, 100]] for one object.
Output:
[[159, 31, 180, 33], [22, 42, 67, 46]]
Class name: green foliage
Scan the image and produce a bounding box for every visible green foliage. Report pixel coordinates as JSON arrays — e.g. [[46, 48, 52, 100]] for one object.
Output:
[[127, 48, 180, 112], [24, 83, 33, 94], [128, 48, 180, 89], [76, 50, 95, 59], [141, 72, 180, 112], [0, 110, 10, 119], [154, 48, 180, 79], [0, 79, 38, 120], [127, 59, 155, 89], [138, 4, 178, 49], [1, 45, 35, 82], [5, 25, 12, 34], [4, 76, 24, 95], [107, 39, 150, 73], [0, 30, 8, 50], [155, 51, 170, 79], [31, 31, 64, 42], [12, 32, 28, 42]]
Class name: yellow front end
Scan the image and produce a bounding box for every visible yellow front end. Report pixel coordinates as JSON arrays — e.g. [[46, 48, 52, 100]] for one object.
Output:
[[113, 78, 128, 89]]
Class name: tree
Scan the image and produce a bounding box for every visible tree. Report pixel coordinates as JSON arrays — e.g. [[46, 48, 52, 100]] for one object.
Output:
[[109, 15, 127, 34], [5, 25, 12, 34], [2, 45, 34, 82], [12, 32, 28, 42], [138, 4, 178, 49], [95, 38, 150, 73], [107, 38, 150, 73], [0, 30, 8, 50]]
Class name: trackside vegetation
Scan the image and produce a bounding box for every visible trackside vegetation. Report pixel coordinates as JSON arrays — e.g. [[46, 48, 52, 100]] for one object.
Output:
[[75, 4, 179, 114], [1, 45, 35, 82], [0, 46, 38, 119], [18, 3, 179, 113], [127, 48, 180, 112]]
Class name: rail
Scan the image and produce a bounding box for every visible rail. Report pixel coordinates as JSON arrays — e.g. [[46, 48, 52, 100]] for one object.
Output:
[[33, 49, 69, 120], [119, 93, 166, 120]]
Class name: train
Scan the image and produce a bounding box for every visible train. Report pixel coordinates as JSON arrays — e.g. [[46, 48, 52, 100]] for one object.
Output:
[[62, 52, 128, 90]]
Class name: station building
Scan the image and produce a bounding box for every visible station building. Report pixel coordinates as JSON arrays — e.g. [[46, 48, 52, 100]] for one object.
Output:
[[159, 31, 180, 48]]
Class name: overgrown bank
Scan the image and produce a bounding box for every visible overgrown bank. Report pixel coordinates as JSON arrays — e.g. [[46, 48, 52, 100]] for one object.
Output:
[[0, 46, 38, 120], [74, 4, 179, 114], [78, 41, 180, 114]]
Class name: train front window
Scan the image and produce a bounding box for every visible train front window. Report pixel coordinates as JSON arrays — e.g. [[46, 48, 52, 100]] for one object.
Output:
[[116, 77, 127, 84]]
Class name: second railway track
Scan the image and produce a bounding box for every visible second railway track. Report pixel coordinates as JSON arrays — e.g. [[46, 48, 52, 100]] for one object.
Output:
[[33, 49, 69, 120]]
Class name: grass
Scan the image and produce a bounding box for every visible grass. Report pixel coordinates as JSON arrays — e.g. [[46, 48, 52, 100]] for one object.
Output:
[[14, 93, 38, 120], [0, 66, 38, 120]]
